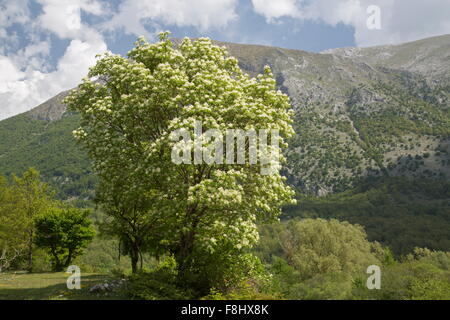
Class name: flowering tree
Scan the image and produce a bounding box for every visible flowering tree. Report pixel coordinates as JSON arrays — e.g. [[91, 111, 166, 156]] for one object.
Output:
[[65, 32, 295, 287]]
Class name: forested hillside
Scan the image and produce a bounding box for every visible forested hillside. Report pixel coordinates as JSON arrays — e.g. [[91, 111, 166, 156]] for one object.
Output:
[[0, 35, 449, 256]]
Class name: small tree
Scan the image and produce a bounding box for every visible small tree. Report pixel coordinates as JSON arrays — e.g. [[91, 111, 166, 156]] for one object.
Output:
[[0, 176, 27, 273], [12, 168, 53, 271], [34, 208, 95, 271], [279, 219, 383, 280], [96, 186, 164, 274]]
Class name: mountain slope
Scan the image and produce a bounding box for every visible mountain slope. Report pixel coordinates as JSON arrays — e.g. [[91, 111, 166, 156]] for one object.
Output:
[[324, 34, 450, 83], [1, 35, 449, 254], [218, 35, 450, 194], [1, 35, 449, 198], [0, 112, 94, 199]]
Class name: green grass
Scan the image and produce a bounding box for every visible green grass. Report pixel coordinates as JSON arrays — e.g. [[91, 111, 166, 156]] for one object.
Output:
[[0, 272, 126, 300]]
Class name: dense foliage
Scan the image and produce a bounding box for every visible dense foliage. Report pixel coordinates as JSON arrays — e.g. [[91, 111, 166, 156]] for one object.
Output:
[[0, 176, 28, 272], [253, 219, 450, 300], [0, 169, 94, 273], [1, 169, 55, 271], [284, 177, 450, 256], [34, 208, 95, 271], [0, 114, 95, 200]]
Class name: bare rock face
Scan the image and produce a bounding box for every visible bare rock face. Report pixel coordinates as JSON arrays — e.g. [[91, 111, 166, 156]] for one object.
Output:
[[26, 90, 70, 122], [316, 187, 330, 198], [89, 279, 126, 294]]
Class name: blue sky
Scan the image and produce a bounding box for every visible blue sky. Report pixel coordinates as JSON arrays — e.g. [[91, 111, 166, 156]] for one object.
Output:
[[1, 0, 450, 120]]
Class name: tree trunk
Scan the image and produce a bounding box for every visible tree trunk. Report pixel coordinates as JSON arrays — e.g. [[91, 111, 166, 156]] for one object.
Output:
[[130, 244, 140, 274], [118, 239, 121, 262], [50, 246, 63, 272], [0, 248, 7, 273], [177, 231, 195, 280], [65, 250, 73, 269], [27, 229, 33, 272]]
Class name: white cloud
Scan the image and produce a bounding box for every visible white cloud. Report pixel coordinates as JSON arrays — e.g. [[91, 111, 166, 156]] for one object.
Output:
[[12, 40, 51, 72], [0, 0, 31, 53], [1, 0, 241, 120], [103, 0, 239, 38], [0, 0, 30, 30], [37, 0, 107, 40], [360, 0, 450, 46], [251, 0, 450, 46], [51, 38, 106, 85], [0, 39, 107, 120], [251, 0, 302, 22], [0, 0, 108, 120], [0, 56, 24, 82]]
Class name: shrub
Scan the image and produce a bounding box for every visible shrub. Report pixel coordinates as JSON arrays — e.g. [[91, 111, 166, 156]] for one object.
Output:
[[126, 256, 195, 300]]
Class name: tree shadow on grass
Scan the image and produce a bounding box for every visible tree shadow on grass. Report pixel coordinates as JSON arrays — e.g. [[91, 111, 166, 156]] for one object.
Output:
[[0, 274, 127, 300]]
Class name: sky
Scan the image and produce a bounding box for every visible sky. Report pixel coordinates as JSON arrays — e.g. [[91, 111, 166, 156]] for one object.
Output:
[[0, 0, 450, 120]]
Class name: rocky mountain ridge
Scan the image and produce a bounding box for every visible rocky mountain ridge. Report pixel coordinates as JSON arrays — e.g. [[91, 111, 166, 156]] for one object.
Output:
[[1, 34, 449, 196]]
